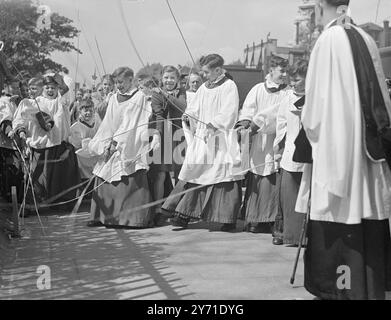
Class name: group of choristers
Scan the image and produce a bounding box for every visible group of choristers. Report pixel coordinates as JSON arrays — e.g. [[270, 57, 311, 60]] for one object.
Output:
[[1, 0, 391, 300], [0, 54, 313, 240], [1, 74, 80, 206]]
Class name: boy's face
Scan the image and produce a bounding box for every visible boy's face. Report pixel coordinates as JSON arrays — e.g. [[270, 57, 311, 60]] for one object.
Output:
[[162, 72, 179, 91], [20, 84, 28, 98], [115, 75, 133, 94], [386, 79, 391, 95], [180, 76, 188, 89], [28, 85, 42, 99], [80, 106, 94, 122], [103, 80, 113, 95], [97, 86, 105, 97], [76, 90, 83, 100], [189, 75, 202, 92], [139, 84, 153, 97], [270, 66, 287, 85], [43, 84, 58, 98], [290, 74, 306, 94], [201, 65, 222, 82], [4, 82, 21, 96], [83, 91, 92, 100]]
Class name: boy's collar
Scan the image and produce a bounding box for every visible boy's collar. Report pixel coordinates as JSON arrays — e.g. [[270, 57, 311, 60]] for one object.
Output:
[[117, 87, 138, 96], [265, 73, 280, 89], [79, 118, 95, 128]]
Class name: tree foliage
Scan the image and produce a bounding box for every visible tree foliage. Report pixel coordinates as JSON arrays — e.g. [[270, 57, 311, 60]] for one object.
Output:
[[0, 0, 81, 78]]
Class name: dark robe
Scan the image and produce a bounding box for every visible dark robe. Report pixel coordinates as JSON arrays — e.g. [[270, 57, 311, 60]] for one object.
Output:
[[0, 120, 24, 202], [149, 87, 187, 175], [304, 21, 391, 300]]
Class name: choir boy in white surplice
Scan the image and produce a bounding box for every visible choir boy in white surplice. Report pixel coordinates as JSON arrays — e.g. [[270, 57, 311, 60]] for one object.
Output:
[[297, 0, 391, 300], [162, 54, 244, 232], [273, 59, 308, 246], [0, 79, 24, 201], [235, 55, 290, 243], [13, 74, 80, 207], [69, 98, 101, 179], [87, 67, 160, 229]]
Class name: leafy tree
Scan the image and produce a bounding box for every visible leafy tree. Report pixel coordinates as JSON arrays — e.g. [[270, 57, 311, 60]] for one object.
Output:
[[0, 0, 81, 78]]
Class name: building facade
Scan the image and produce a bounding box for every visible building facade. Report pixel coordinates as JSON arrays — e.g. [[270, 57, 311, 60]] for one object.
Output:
[[360, 21, 391, 48], [243, 0, 319, 77]]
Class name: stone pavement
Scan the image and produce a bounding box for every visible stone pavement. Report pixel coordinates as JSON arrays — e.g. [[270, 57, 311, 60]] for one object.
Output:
[[0, 208, 314, 300]]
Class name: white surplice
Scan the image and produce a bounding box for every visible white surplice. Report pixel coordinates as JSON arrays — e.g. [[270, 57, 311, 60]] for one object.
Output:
[[13, 95, 71, 149], [296, 20, 391, 224], [0, 96, 18, 149], [238, 75, 291, 176], [89, 89, 152, 183], [0, 96, 17, 124], [69, 114, 101, 179], [186, 91, 196, 107], [179, 79, 243, 185], [274, 91, 305, 173]]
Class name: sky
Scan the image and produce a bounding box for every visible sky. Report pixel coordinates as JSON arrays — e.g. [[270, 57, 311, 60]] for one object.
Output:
[[40, 0, 391, 86]]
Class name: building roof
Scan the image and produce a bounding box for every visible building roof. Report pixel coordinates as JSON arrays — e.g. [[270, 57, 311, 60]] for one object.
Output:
[[359, 22, 383, 32], [276, 47, 293, 55]]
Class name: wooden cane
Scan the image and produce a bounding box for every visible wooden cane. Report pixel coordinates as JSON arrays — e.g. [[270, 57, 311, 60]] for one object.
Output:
[[11, 186, 20, 238], [290, 210, 309, 285], [290, 169, 312, 285]]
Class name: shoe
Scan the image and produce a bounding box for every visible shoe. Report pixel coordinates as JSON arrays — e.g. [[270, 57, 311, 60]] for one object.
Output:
[[249, 225, 260, 233], [272, 237, 284, 245], [153, 214, 168, 227], [86, 220, 104, 227], [105, 225, 128, 229], [171, 216, 189, 228], [220, 223, 236, 232]]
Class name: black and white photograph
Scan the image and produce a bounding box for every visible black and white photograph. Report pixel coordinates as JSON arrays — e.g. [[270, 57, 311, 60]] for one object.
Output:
[[0, 0, 391, 306]]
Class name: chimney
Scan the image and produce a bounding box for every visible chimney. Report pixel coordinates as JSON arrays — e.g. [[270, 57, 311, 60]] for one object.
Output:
[[384, 20, 390, 47]]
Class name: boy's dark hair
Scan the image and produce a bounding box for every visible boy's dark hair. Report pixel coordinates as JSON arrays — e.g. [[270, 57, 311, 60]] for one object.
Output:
[[42, 75, 58, 86], [290, 59, 308, 78], [199, 54, 225, 69], [102, 74, 114, 84], [189, 72, 202, 78], [79, 97, 94, 109], [137, 74, 149, 82], [28, 77, 44, 87], [162, 65, 181, 79], [112, 67, 134, 79], [270, 55, 289, 69], [142, 77, 159, 89]]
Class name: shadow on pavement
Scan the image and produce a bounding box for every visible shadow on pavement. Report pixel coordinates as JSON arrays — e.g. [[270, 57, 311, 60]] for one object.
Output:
[[0, 213, 194, 300]]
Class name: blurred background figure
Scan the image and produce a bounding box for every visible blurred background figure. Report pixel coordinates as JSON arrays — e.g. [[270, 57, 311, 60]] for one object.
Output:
[[95, 74, 115, 121], [69, 97, 101, 180], [83, 88, 93, 100], [386, 78, 391, 98], [186, 73, 203, 106], [139, 76, 159, 100], [0, 77, 24, 202], [69, 88, 84, 124], [179, 74, 188, 91]]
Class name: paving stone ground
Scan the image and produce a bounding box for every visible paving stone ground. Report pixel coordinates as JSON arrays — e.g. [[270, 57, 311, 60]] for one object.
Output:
[[0, 207, 314, 300]]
